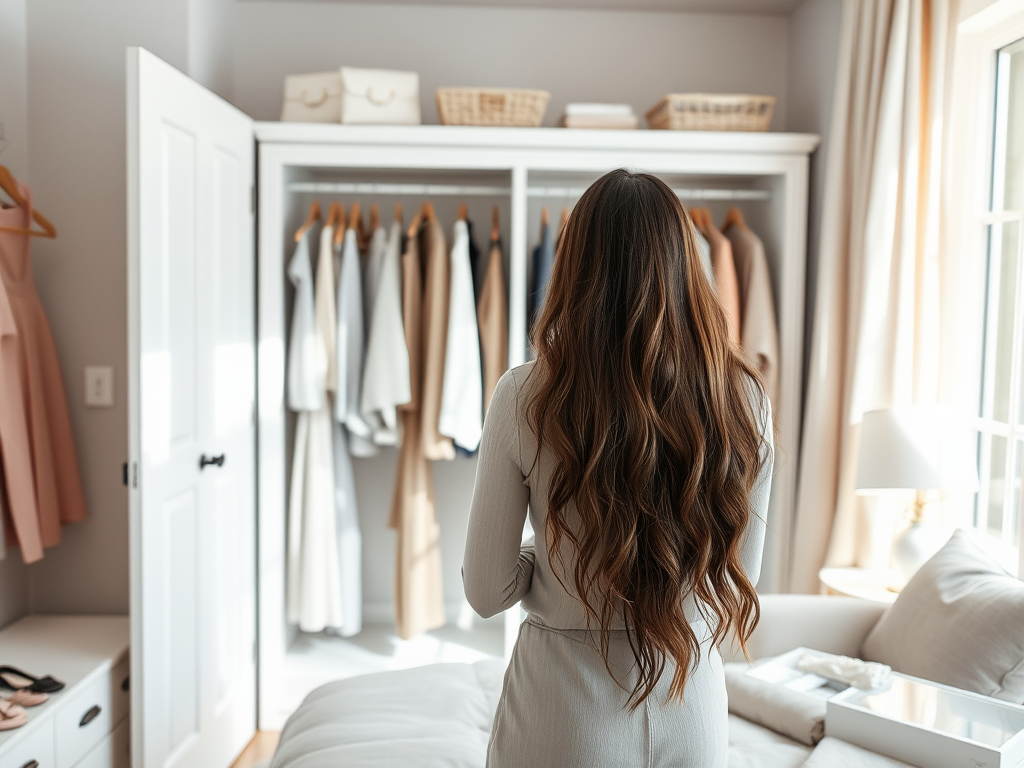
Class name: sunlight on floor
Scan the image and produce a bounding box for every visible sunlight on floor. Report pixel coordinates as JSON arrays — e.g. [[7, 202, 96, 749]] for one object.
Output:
[[272, 622, 505, 726]]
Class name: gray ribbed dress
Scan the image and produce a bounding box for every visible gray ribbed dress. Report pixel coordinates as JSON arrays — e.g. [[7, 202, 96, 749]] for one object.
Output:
[[463, 362, 773, 768]]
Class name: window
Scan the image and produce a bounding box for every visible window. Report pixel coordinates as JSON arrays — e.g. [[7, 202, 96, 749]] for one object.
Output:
[[977, 37, 1024, 561]]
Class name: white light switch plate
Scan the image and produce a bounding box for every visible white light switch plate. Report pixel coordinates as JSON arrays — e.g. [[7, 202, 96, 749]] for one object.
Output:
[[84, 366, 114, 407]]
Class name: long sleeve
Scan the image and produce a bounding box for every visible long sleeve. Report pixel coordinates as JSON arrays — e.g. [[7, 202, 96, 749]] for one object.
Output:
[[740, 389, 774, 587], [463, 370, 534, 618]]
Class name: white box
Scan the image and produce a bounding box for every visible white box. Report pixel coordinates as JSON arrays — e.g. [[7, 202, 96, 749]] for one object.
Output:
[[827, 673, 1024, 768]]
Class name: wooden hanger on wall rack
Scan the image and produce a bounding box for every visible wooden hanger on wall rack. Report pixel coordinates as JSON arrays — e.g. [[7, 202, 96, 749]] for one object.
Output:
[[407, 208, 423, 238], [0, 166, 57, 238], [491, 207, 500, 241], [294, 200, 321, 243], [560, 207, 571, 232], [540, 206, 549, 231], [334, 203, 348, 247], [457, 202, 468, 222], [325, 202, 341, 232], [422, 201, 435, 223], [689, 207, 711, 234], [721, 207, 747, 233], [369, 202, 380, 232], [394, 202, 403, 223]]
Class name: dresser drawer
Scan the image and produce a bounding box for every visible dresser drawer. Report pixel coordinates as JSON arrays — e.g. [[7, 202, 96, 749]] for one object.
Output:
[[55, 655, 129, 768], [0, 715, 55, 768], [71, 719, 128, 768]]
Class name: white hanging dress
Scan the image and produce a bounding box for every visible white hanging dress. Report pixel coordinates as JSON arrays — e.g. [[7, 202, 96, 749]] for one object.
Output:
[[361, 221, 410, 446], [439, 219, 483, 452], [286, 228, 345, 633], [336, 227, 377, 457]]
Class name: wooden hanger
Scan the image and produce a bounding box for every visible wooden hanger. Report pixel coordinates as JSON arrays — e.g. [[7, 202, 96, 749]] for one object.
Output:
[[457, 202, 468, 222], [491, 206, 500, 242], [689, 207, 710, 234], [540, 207, 549, 232], [721, 207, 747, 233], [325, 202, 341, 231], [394, 202, 403, 223], [333, 203, 347, 247], [294, 200, 321, 243], [370, 202, 380, 232], [0, 166, 57, 238], [560, 206, 571, 232], [422, 201, 435, 223], [407, 209, 423, 239]]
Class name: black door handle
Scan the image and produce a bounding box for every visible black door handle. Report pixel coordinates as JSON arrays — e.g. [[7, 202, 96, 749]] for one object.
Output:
[[20, 760, 39, 768], [199, 454, 226, 470]]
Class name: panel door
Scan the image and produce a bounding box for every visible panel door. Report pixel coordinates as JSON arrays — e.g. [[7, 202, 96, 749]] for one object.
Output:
[[127, 47, 256, 768]]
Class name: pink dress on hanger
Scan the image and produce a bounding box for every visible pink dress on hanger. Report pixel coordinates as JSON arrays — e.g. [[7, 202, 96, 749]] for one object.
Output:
[[0, 184, 87, 552]]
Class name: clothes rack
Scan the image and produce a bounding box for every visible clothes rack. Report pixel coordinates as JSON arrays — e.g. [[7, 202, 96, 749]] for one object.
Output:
[[286, 181, 771, 201]]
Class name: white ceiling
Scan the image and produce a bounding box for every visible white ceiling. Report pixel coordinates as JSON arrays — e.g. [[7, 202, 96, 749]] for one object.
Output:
[[249, 0, 805, 15]]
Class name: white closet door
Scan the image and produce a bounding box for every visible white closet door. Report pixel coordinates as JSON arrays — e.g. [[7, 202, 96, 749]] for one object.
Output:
[[127, 47, 256, 768]]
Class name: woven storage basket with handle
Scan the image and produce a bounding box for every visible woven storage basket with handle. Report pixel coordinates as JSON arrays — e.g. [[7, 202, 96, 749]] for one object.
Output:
[[436, 88, 550, 127], [645, 94, 775, 131]]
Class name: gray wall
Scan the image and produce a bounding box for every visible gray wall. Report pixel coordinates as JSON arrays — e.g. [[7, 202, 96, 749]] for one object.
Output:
[[233, 2, 790, 127], [0, 0, 841, 623], [786, 0, 842, 393]]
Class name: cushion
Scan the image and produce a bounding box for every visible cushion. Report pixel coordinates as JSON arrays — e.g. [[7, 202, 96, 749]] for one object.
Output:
[[861, 529, 1024, 702]]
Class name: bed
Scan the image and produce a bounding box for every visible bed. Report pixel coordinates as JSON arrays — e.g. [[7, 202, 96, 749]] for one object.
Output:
[[269, 659, 814, 768]]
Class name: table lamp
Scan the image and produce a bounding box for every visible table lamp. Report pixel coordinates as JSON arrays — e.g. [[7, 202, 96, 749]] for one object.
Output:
[[855, 406, 979, 579]]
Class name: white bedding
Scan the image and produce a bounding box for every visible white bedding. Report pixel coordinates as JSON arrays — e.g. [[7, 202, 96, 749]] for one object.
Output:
[[271, 660, 813, 768]]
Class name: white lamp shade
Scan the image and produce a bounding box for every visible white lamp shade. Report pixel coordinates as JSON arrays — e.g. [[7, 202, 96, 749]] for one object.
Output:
[[855, 406, 980, 493]]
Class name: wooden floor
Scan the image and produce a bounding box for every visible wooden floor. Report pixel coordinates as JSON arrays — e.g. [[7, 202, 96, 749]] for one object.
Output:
[[230, 732, 280, 768]]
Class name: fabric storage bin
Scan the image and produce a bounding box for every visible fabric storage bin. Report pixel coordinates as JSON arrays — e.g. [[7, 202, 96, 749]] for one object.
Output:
[[436, 88, 550, 127], [646, 94, 775, 131], [280, 72, 342, 123], [340, 68, 421, 125]]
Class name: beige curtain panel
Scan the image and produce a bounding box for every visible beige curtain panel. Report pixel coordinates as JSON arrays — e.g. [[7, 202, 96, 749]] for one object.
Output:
[[789, 0, 954, 593]]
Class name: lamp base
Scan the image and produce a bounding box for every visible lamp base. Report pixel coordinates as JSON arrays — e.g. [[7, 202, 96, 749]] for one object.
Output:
[[892, 520, 944, 580]]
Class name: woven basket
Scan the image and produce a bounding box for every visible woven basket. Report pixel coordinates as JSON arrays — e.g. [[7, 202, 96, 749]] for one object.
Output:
[[645, 94, 775, 132], [436, 88, 550, 127]]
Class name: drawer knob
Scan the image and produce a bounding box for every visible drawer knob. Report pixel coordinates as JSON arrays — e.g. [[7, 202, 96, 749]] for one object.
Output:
[[20, 761, 39, 768], [80, 704, 101, 727]]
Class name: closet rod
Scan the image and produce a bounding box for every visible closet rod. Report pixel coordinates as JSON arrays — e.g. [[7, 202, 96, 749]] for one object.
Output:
[[287, 182, 770, 201], [527, 186, 771, 201], [288, 182, 511, 196]]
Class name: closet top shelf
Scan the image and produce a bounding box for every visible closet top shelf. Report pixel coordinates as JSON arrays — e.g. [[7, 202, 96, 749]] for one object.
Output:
[[253, 123, 820, 155]]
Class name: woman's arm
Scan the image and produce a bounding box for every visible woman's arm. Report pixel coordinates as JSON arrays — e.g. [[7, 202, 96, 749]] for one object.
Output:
[[739, 392, 774, 587], [463, 371, 534, 618]]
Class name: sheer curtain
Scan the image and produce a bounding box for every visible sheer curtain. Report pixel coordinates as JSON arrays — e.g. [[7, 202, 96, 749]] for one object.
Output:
[[789, 0, 956, 593]]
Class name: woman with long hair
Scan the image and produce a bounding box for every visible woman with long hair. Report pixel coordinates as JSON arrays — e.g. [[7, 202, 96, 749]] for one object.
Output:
[[463, 169, 773, 767]]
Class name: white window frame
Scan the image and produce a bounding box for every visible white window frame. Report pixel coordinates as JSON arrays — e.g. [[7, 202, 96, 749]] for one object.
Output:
[[947, 0, 1024, 576]]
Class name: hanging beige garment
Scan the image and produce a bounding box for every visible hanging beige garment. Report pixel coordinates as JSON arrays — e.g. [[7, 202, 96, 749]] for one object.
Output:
[[0, 184, 86, 552], [727, 226, 780, 405], [703, 223, 742, 344], [0, 254, 43, 563], [419, 215, 454, 461], [477, 237, 508, 414], [390, 223, 445, 639]]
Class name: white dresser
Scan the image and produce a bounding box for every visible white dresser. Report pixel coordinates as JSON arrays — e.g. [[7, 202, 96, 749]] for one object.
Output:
[[0, 616, 129, 768]]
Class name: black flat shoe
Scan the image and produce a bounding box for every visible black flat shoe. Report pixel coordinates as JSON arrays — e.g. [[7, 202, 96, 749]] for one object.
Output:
[[0, 666, 65, 694]]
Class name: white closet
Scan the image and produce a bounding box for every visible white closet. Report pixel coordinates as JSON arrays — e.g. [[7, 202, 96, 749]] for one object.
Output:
[[127, 48, 818, 766]]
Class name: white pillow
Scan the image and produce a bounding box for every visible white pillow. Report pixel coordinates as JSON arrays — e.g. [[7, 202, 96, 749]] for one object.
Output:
[[860, 529, 1024, 702]]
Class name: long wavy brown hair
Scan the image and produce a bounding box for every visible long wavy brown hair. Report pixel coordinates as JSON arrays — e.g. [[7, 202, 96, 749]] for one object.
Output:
[[527, 169, 770, 708]]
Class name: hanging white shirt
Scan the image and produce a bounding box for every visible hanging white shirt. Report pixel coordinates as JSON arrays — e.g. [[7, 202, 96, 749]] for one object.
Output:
[[361, 221, 410, 446], [438, 219, 483, 452], [287, 226, 345, 633], [336, 227, 377, 456], [362, 225, 387, 336], [286, 232, 323, 412]]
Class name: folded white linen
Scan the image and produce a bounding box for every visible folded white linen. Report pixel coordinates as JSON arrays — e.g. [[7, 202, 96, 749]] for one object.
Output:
[[800, 736, 921, 767], [797, 650, 891, 690], [724, 662, 826, 746]]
